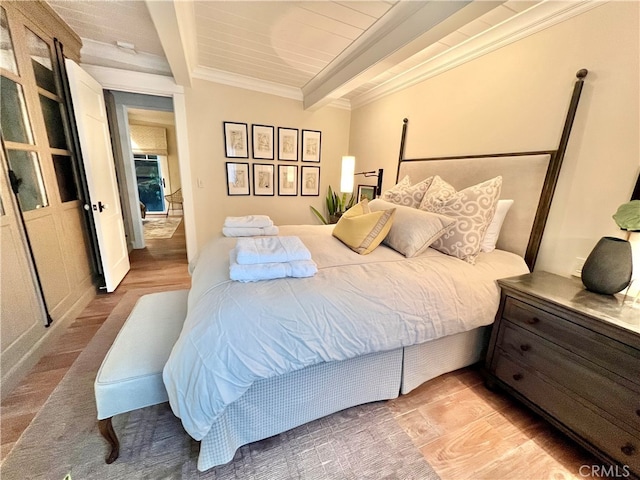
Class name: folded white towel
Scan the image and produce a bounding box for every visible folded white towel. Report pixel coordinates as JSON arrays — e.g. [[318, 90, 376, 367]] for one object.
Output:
[[223, 226, 279, 237], [224, 215, 273, 228], [229, 249, 317, 282], [235, 236, 311, 265]]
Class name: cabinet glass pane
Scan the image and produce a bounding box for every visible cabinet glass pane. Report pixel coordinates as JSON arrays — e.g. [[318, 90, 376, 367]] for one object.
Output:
[[6, 149, 48, 211], [52, 155, 78, 202], [1, 76, 34, 144], [39, 94, 68, 150], [26, 28, 56, 94], [0, 7, 18, 74]]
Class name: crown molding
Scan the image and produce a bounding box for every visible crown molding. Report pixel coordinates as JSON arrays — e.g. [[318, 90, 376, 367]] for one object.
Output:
[[192, 66, 303, 101], [80, 38, 172, 76], [192, 66, 353, 110], [350, 1, 604, 109]]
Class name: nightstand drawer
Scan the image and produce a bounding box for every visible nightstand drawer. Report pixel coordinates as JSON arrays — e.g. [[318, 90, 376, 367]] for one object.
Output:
[[503, 297, 640, 385], [498, 322, 640, 433], [494, 354, 640, 474]]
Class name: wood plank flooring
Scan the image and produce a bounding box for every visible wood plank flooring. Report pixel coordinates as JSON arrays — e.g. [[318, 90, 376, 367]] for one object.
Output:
[[0, 217, 190, 462], [0, 220, 610, 478]]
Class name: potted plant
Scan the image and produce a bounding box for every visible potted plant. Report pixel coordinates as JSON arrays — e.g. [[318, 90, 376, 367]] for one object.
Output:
[[310, 185, 356, 224]]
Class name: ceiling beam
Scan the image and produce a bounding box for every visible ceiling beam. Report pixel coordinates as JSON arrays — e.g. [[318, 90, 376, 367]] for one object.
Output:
[[302, 0, 503, 111], [145, 0, 198, 87]]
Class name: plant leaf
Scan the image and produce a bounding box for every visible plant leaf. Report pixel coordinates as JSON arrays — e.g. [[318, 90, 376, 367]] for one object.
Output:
[[613, 200, 640, 231], [310, 206, 328, 225]]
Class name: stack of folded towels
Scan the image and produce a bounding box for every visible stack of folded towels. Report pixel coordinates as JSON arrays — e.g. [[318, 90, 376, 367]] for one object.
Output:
[[229, 236, 318, 282], [223, 215, 279, 237]]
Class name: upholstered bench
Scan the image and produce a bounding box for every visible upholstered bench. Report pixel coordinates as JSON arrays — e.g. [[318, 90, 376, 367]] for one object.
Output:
[[95, 289, 189, 464]]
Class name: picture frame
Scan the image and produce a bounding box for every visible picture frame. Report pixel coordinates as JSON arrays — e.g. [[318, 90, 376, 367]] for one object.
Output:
[[225, 162, 250, 195], [357, 184, 376, 202], [301, 166, 320, 196], [278, 127, 298, 161], [278, 164, 298, 196], [223, 122, 249, 158], [301, 129, 321, 162], [252, 124, 274, 160], [253, 163, 274, 196]]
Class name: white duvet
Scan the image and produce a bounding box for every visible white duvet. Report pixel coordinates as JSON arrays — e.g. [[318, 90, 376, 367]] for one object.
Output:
[[163, 225, 528, 440]]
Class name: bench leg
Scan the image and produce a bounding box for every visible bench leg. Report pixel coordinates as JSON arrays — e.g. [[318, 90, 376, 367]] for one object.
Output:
[[98, 418, 120, 464]]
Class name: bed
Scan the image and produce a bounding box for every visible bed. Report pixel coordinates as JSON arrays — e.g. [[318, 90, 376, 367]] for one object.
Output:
[[164, 70, 589, 471]]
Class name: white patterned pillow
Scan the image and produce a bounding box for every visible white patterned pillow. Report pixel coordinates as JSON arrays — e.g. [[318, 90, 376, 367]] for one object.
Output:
[[419, 175, 502, 264], [381, 175, 433, 207]]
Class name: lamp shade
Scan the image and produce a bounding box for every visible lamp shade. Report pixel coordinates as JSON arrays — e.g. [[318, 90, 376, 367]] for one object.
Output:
[[340, 156, 355, 193]]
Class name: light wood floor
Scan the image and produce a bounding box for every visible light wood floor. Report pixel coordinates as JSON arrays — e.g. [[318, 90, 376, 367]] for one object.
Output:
[[1, 220, 608, 478]]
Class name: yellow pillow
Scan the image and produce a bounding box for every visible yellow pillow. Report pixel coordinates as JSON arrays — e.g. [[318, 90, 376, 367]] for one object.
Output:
[[332, 204, 396, 255], [343, 198, 370, 218]]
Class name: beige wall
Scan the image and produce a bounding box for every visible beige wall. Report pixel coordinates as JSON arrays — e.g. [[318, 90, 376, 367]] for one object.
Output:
[[184, 79, 351, 249], [166, 124, 181, 194], [349, 2, 639, 277]]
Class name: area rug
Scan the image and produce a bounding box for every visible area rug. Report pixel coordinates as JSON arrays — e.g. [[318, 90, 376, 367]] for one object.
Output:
[[1, 289, 440, 480], [143, 216, 182, 239]]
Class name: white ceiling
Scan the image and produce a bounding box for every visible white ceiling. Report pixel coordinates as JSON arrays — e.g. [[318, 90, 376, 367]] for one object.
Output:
[[47, 0, 599, 109]]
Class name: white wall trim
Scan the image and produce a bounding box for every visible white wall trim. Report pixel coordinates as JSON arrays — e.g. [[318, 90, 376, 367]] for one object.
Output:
[[193, 66, 303, 101], [81, 64, 183, 96], [83, 65, 197, 262], [192, 66, 352, 110], [80, 38, 171, 76], [351, 1, 604, 109]]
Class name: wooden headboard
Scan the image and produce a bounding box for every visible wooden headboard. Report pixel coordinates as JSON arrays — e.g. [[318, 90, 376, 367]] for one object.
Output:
[[396, 69, 589, 270]]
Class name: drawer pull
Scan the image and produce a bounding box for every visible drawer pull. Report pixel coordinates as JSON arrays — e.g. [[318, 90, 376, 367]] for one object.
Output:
[[636, 408, 640, 417], [526, 317, 540, 325], [620, 443, 636, 456], [512, 373, 523, 381], [520, 344, 531, 352]]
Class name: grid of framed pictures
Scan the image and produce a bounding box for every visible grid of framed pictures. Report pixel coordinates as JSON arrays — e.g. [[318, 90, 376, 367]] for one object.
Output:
[[223, 121, 322, 196]]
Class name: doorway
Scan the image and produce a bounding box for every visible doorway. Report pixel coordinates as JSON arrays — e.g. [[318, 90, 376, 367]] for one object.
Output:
[[103, 91, 185, 254], [134, 154, 170, 215]]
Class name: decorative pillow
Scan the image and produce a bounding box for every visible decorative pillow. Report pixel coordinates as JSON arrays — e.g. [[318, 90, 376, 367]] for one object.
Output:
[[332, 203, 396, 255], [369, 199, 455, 257], [343, 198, 370, 218], [481, 199, 514, 253], [419, 175, 502, 263], [381, 175, 433, 208]]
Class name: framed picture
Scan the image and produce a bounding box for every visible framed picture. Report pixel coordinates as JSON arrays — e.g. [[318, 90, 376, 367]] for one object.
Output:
[[223, 122, 249, 158], [253, 163, 274, 196], [252, 124, 274, 160], [278, 164, 298, 196], [301, 130, 321, 162], [357, 184, 376, 201], [301, 166, 320, 196], [226, 162, 250, 195], [278, 127, 298, 161]]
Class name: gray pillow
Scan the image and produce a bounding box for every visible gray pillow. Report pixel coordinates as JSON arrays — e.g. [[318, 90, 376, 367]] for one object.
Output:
[[369, 199, 455, 257]]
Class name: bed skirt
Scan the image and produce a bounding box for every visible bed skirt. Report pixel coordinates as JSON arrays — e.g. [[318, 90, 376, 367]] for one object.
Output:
[[198, 348, 403, 471], [197, 326, 488, 471], [401, 326, 489, 394]]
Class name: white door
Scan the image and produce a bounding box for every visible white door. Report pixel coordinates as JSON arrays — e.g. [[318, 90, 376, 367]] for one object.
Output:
[[65, 60, 130, 292]]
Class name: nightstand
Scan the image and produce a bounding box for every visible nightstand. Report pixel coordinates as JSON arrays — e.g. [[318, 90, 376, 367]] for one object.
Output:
[[485, 271, 640, 476]]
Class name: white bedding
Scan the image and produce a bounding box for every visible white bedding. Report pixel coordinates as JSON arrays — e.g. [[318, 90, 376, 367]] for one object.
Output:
[[163, 224, 528, 441]]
